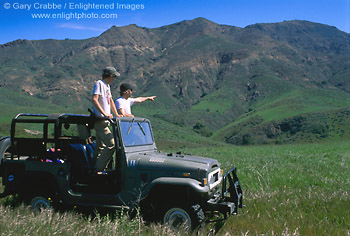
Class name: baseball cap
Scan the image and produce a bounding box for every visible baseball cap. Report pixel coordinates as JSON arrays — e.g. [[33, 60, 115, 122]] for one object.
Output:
[[103, 66, 120, 77], [120, 83, 133, 93]]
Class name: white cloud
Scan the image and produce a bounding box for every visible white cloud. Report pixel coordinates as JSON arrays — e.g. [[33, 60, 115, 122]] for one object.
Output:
[[56, 23, 112, 32]]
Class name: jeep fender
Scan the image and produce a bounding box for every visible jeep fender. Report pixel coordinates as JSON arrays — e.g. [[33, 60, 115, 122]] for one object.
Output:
[[151, 177, 208, 192], [142, 177, 209, 201], [139, 177, 209, 221]]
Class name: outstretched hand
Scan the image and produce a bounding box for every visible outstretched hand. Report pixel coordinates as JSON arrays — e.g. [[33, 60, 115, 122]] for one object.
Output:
[[148, 96, 156, 101]]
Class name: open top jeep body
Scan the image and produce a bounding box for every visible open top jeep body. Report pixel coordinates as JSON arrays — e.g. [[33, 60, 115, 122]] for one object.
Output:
[[0, 113, 243, 228]]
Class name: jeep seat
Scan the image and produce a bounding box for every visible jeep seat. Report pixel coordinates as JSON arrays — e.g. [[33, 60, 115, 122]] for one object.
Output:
[[68, 143, 94, 175]]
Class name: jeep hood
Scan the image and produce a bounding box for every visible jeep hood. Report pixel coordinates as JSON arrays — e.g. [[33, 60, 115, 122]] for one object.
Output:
[[128, 151, 220, 172]]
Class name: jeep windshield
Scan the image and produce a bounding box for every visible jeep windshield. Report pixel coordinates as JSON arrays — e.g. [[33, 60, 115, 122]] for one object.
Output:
[[120, 119, 154, 147]]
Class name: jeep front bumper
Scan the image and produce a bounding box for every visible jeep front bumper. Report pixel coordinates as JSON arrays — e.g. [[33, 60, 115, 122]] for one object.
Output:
[[206, 166, 243, 216]]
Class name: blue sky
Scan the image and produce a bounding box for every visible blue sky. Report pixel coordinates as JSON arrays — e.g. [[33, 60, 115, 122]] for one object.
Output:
[[0, 0, 349, 44]]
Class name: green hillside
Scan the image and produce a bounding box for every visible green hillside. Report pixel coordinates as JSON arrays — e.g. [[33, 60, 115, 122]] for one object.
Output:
[[0, 87, 84, 136], [0, 18, 350, 145], [212, 87, 350, 144]]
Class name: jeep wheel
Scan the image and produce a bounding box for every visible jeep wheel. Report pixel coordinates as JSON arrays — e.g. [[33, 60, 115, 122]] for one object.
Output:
[[31, 196, 51, 213], [163, 204, 205, 230]]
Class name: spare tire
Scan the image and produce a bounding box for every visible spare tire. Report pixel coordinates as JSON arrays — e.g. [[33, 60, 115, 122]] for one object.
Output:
[[0, 137, 10, 167]]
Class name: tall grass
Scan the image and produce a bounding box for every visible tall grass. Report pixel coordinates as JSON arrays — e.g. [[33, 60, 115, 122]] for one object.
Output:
[[1, 141, 349, 235], [0, 204, 187, 236], [184, 141, 350, 235]]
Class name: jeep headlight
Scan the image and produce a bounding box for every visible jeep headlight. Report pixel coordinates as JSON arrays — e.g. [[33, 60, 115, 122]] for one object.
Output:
[[208, 168, 222, 189]]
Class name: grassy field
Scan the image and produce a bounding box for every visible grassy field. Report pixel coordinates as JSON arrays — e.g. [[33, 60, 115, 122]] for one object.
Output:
[[184, 141, 350, 235], [1, 140, 349, 235]]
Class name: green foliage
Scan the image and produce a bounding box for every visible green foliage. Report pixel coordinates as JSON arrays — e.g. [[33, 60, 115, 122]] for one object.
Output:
[[213, 86, 350, 145], [193, 121, 212, 137]]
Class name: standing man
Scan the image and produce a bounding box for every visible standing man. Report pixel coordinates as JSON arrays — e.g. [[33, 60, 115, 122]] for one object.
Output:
[[92, 66, 121, 172], [115, 83, 156, 117]]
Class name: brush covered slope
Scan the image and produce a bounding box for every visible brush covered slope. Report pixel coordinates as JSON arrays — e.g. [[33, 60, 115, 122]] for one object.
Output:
[[0, 18, 350, 144]]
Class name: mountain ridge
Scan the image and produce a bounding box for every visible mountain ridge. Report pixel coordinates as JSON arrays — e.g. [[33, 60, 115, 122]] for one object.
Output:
[[1, 18, 350, 144]]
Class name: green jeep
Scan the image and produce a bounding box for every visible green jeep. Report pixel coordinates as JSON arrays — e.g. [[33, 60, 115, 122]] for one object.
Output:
[[0, 113, 243, 228]]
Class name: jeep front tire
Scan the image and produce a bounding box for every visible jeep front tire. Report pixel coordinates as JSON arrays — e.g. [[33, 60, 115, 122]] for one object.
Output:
[[162, 204, 205, 229]]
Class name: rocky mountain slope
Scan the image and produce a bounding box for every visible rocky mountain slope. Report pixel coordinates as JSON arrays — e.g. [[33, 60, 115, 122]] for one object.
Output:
[[1, 18, 350, 144]]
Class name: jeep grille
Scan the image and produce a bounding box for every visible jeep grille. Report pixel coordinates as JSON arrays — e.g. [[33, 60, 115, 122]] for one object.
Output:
[[208, 168, 222, 189]]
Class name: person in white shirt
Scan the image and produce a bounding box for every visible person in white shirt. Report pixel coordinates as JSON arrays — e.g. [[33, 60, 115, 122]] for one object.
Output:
[[91, 66, 121, 172], [115, 83, 156, 117]]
